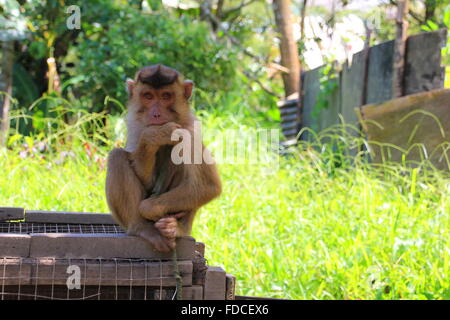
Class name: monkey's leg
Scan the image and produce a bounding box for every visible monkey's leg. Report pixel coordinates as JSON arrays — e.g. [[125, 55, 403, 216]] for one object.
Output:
[[139, 181, 220, 221], [105, 148, 174, 252]]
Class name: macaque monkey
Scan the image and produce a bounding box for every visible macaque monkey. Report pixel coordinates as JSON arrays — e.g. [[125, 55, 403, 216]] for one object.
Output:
[[105, 64, 221, 252]]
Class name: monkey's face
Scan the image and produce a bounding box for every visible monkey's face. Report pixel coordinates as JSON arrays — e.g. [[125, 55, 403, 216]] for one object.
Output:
[[127, 64, 194, 127], [136, 84, 178, 126]]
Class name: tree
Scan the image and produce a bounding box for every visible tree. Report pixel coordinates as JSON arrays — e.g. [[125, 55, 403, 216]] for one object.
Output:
[[272, 0, 300, 98], [0, 0, 27, 146], [392, 0, 409, 98]]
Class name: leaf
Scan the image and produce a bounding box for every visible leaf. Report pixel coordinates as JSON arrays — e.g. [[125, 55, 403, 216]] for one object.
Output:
[[12, 63, 39, 107], [7, 133, 23, 148]]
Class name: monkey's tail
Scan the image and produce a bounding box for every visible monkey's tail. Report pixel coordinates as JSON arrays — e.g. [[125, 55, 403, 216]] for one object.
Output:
[[172, 249, 183, 300]]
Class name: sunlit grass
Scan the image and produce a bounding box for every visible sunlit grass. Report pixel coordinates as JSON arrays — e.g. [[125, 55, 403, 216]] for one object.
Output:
[[0, 107, 449, 300]]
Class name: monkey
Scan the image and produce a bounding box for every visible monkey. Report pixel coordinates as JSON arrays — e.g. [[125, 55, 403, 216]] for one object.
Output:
[[105, 64, 221, 252]]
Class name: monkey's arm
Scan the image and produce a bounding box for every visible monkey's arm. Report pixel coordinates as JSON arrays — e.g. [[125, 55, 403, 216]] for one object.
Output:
[[129, 122, 181, 187], [139, 162, 221, 221], [129, 142, 158, 187]]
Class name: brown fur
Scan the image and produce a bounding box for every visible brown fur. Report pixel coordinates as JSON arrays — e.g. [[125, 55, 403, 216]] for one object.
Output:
[[105, 64, 221, 252]]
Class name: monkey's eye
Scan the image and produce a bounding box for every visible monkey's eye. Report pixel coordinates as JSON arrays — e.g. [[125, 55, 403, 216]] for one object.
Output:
[[161, 92, 172, 100], [143, 92, 154, 100]]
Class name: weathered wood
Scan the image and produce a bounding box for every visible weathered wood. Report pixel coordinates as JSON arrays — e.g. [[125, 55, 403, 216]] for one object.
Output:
[[404, 29, 447, 95], [0, 234, 30, 257], [317, 74, 340, 132], [341, 50, 368, 128], [0, 258, 32, 285], [0, 222, 124, 235], [366, 40, 395, 105], [25, 211, 117, 225], [182, 285, 204, 300], [0, 258, 192, 287], [0, 284, 202, 300], [301, 66, 322, 139], [195, 242, 205, 256], [0, 207, 25, 221], [225, 273, 236, 300], [203, 266, 226, 300], [192, 251, 207, 286], [29, 234, 195, 260], [359, 88, 450, 170]]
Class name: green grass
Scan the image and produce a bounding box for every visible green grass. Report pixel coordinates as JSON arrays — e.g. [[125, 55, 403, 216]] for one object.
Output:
[[0, 108, 449, 300]]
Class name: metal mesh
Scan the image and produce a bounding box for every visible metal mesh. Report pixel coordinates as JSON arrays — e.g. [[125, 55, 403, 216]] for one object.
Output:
[[0, 222, 125, 234], [0, 257, 180, 300]]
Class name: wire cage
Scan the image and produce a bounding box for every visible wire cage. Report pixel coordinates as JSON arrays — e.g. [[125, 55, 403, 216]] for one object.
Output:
[[0, 222, 124, 234], [0, 207, 235, 300]]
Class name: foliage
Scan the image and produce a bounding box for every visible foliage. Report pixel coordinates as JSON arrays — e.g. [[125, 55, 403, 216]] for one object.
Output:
[[67, 4, 241, 112], [1, 104, 449, 299]]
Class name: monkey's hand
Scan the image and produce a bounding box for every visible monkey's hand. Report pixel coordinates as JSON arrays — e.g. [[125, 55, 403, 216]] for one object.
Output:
[[154, 212, 187, 248], [141, 122, 182, 147]]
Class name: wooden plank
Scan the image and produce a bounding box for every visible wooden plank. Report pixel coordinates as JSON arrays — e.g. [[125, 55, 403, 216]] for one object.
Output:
[[192, 251, 207, 285], [317, 73, 341, 132], [0, 207, 25, 221], [359, 88, 450, 170], [341, 50, 368, 127], [0, 222, 124, 235], [0, 285, 197, 300], [404, 29, 447, 96], [182, 285, 203, 300], [0, 258, 32, 285], [366, 40, 395, 105], [29, 234, 195, 260], [26, 211, 117, 225], [301, 67, 322, 139], [0, 258, 192, 287], [195, 242, 205, 256], [0, 234, 31, 257], [30, 258, 192, 286], [203, 266, 226, 300], [225, 273, 236, 300]]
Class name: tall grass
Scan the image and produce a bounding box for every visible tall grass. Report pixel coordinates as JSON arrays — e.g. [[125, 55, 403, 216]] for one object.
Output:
[[0, 101, 449, 299]]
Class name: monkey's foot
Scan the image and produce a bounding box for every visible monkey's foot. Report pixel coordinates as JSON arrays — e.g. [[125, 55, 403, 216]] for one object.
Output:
[[138, 228, 175, 252]]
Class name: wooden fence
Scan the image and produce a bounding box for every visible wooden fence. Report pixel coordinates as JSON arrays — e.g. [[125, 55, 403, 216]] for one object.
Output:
[[279, 29, 447, 143]]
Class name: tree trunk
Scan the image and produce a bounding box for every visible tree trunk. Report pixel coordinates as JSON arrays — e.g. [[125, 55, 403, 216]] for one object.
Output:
[[392, 0, 409, 98], [300, 0, 308, 42], [425, 0, 437, 23], [0, 41, 14, 147], [272, 0, 300, 98]]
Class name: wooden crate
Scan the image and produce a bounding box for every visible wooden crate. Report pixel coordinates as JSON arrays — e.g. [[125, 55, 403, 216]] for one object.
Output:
[[0, 207, 236, 300]]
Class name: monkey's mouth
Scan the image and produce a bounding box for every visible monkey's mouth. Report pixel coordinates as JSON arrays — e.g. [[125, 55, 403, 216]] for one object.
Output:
[[147, 120, 168, 126]]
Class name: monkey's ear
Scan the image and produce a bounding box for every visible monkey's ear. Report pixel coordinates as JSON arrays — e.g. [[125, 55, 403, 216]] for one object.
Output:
[[184, 80, 194, 100], [126, 78, 135, 95]]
